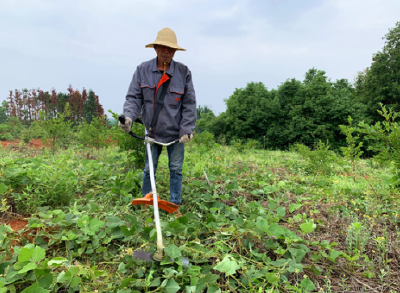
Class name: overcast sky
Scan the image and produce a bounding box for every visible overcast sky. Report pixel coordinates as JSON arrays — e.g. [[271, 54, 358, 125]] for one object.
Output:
[[1, 0, 399, 116]]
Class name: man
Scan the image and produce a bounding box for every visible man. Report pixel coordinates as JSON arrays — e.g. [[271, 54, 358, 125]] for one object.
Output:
[[120, 28, 196, 208]]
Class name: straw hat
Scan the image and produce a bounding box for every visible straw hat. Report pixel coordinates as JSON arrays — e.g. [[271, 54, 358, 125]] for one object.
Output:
[[145, 28, 186, 51]]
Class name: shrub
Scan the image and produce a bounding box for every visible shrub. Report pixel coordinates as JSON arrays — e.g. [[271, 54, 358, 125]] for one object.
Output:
[[294, 140, 336, 174], [76, 116, 109, 150], [244, 139, 260, 150], [38, 104, 73, 155], [108, 110, 145, 169], [192, 131, 214, 148], [0, 132, 13, 141], [20, 127, 33, 143]]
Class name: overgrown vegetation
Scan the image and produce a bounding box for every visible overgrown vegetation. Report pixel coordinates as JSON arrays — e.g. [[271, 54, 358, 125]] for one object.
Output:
[[1, 18, 399, 293], [1, 103, 400, 292]]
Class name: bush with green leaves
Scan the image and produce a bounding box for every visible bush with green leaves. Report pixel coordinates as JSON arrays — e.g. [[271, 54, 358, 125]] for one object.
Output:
[[38, 103, 73, 155], [294, 140, 336, 174], [6, 117, 23, 139], [339, 116, 364, 177], [244, 138, 260, 150], [0, 123, 13, 141], [192, 131, 215, 153], [108, 110, 145, 169], [358, 105, 400, 185], [76, 116, 109, 150], [20, 128, 32, 143]]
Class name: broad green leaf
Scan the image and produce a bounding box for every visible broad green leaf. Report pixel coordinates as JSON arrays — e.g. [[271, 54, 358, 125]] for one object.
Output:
[[329, 249, 341, 260], [163, 268, 178, 278], [149, 277, 161, 287], [265, 273, 279, 285], [67, 266, 79, 276], [18, 247, 34, 262], [77, 215, 90, 228], [21, 283, 49, 293], [289, 203, 302, 213], [120, 225, 135, 236], [38, 273, 53, 289], [0, 183, 8, 194], [276, 207, 286, 218], [164, 244, 182, 259], [204, 273, 219, 284], [0, 224, 12, 233], [310, 265, 322, 276], [207, 284, 221, 293], [5, 167, 26, 178], [268, 223, 285, 237], [120, 277, 134, 288], [300, 222, 316, 233], [48, 257, 67, 267], [32, 247, 46, 262], [185, 286, 196, 293], [18, 262, 37, 274], [70, 276, 81, 287], [289, 247, 307, 262], [256, 217, 269, 233], [213, 256, 240, 276], [300, 278, 315, 291], [118, 262, 127, 273], [164, 279, 180, 293], [192, 180, 203, 186], [268, 201, 276, 209], [264, 186, 278, 194], [90, 218, 105, 232]]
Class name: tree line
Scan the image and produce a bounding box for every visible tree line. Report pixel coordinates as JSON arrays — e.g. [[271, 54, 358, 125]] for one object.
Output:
[[196, 21, 400, 151], [4, 85, 105, 126]]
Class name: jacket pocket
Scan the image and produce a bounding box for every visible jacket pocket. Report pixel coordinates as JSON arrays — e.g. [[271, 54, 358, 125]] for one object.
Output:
[[140, 83, 156, 102], [169, 86, 184, 108]]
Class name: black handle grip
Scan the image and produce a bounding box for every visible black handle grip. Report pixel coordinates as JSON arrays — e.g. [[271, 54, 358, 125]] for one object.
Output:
[[118, 114, 126, 125], [118, 114, 145, 140], [118, 114, 143, 125]]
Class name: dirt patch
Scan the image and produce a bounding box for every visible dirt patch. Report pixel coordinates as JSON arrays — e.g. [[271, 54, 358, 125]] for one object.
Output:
[[1, 139, 45, 149], [6, 219, 28, 231]]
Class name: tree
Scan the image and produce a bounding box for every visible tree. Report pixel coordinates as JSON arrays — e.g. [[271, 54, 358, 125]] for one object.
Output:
[[224, 82, 271, 142], [0, 101, 8, 124], [6, 87, 106, 125], [195, 105, 215, 133], [355, 21, 400, 121], [84, 89, 97, 124], [196, 105, 213, 120], [39, 103, 73, 155], [287, 69, 365, 149], [339, 116, 364, 179], [77, 116, 108, 150], [357, 105, 400, 186]]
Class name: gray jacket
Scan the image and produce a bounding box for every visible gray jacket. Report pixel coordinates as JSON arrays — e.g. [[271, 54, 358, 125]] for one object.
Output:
[[123, 58, 197, 143]]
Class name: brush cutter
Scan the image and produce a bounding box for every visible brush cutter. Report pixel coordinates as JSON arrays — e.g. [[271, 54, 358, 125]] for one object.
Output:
[[118, 115, 188, 264]]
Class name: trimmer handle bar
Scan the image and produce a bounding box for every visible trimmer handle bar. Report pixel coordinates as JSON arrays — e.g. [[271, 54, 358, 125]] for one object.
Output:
[[118, 114, 179, 145]]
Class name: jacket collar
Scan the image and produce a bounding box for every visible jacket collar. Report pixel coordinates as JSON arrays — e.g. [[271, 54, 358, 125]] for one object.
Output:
[[152, 57, 175, 77]]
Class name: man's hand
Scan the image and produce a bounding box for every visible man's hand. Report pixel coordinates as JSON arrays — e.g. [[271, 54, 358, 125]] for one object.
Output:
[[179, 134, 193, 143], [118, 117, 132, 133]]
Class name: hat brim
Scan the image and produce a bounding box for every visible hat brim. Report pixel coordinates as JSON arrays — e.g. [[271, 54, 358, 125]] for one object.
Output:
[[145, 41, 186, 51]]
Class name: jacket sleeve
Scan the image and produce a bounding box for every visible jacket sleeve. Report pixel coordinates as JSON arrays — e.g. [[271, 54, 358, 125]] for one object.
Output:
[[179, 70, 197, 137], [123, 67, 143, 121]]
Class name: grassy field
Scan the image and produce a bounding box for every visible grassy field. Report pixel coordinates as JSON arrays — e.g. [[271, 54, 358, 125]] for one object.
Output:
[[1, 141, 399, 292]]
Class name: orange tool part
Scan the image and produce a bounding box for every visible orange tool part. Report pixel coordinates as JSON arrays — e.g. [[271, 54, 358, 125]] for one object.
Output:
[[131, 193, 179, 214]]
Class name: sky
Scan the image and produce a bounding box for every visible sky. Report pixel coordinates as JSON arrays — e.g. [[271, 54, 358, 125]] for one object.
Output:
[[1, 0, 399, 117]]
